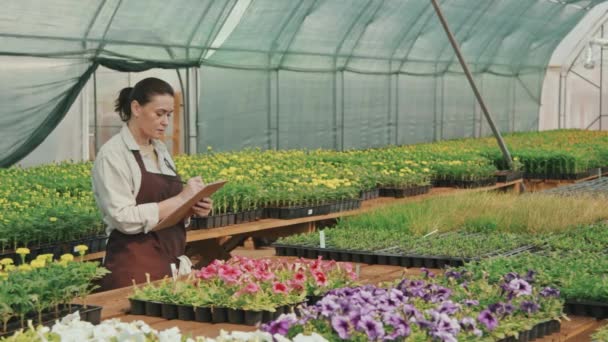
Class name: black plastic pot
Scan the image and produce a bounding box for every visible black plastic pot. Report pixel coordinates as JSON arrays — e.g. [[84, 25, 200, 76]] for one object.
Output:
[[161, 303, 178, 320], [177, 304, 195, 321], [194, 306, 212, 322], [129, 298, 146, 315], [82, 305, 102, 324], [244, 310, 264, 325], [211, 307, 227, 323], [227, 308, 244, 324], [144, 301, 162, 317]]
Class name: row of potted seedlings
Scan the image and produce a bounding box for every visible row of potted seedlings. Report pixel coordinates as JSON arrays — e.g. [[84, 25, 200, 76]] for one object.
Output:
[[0, 247, 108, 337], [128, 256, 358, 326]]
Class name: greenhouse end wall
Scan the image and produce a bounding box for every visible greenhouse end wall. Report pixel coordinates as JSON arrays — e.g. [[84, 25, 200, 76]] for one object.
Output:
[[197, 66, 543, 152]]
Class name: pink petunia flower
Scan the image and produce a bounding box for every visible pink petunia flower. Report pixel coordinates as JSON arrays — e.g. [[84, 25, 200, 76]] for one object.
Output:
[[243, 282, 261, 294], [196, 265, 218, 280], [218, 264, 243, 283]]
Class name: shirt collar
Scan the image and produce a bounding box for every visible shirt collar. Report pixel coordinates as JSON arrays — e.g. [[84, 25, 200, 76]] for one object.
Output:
[[120, 124, 166, 153]]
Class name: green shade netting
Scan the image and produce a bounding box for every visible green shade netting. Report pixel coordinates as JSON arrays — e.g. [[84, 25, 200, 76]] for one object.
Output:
[[0, 0, 604, 165]]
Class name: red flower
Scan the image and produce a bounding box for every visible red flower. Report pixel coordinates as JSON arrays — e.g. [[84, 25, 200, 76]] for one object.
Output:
[[272, 282, 288, 294], [293, 272, 306, 284], [314, 271, 328, 286]]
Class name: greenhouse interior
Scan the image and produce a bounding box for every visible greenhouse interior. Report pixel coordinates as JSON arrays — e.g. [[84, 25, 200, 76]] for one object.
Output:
[[2, 0, 608, 341]]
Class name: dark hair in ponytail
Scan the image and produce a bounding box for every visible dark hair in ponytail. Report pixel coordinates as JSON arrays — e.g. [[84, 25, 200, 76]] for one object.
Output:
[[114, 77, 174, 122]]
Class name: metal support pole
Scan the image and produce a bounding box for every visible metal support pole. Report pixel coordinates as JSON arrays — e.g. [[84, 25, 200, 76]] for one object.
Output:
[[601, 25, 604, 131], [430, 0, 514, 170]]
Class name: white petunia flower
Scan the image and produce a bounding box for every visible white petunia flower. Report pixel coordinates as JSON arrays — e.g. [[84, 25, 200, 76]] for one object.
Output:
[[158, 327, 183, 342]]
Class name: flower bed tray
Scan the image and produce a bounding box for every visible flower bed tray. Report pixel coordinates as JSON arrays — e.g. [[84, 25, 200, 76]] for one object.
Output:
[[379, 184, 431, 198], [432, 177, 497, 189], [359, 188, 380, 201], [495, 170, 524, 183], [273, 245, 471, 268], [234, 209, 264, 224], [328, 199, 362, 213], [0, 304, 102, 338], [564, 299, 608, 319], [191, 212, 236, 230], [129, 299, 295, 326], [524, 167, 601, 180], [498, 320, 561, 342], [264, 203, 332, 220]]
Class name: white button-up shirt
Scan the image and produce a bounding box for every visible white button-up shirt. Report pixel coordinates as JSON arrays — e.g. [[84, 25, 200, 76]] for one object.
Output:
[[92, 125, 183, 235]]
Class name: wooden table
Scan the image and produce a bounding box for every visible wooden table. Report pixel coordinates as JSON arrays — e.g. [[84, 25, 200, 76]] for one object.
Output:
[[84, 180, 523, 265], [84, 249, 606, 341]]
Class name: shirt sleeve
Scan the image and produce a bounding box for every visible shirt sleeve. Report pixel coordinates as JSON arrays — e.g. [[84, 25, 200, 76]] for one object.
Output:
[[92, 152, 159, 234]]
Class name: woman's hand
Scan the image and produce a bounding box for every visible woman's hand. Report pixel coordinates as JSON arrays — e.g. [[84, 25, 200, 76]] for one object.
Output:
[[192, 197, 213, 217], [180, 176, 205, 202]]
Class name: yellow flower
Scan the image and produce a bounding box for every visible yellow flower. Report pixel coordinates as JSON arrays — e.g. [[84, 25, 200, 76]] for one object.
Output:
[[49, 217, 58, 222], [60, 254, 74, 262], [0, 272, 7, 280], [16, 248, 30, 255], [17, 264, 32, 272], [36, 254, 54, 263], [75, 245, 89, 255], [4, 265, 15, 272], [0, 258, 13, 266], [30, 259, 45, 268]]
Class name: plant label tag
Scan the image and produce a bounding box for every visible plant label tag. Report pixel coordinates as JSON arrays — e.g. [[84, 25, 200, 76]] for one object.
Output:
[[319, 231, 326, 249], [355, 264, 361, 277], [170, 263, 178, 282], [308, 209, 313, 215]]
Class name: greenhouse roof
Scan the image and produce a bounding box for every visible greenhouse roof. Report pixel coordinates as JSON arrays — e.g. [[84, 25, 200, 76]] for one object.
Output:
[[0, 0, 604, 74]]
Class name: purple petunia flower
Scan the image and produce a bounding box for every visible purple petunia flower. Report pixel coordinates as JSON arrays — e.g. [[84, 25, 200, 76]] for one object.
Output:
[[503, 272, 520, 282], [338, 300, 355, 315], [343, 311, 359, 327], [477, 309, 498, 331], [261, 314, 297, 335], [421, 267, 436, 278], [540, 286, 560, 298], [331, 315, 351, 339], [520, 301, 540, 314], [358, 290, 374, 304], [444, 270, 462, 280], [402, 303, 421, 319], [438, 300, 460, 315], [460, 317, 477, 331], [489, 302, 515, 318], [384, 313, 411, 339], [319, 298, 341, 317], [463, 299, 479, 307], [356, 315, 385, 340], [506, 278, 532, 297], [432, 331, 458, 342]]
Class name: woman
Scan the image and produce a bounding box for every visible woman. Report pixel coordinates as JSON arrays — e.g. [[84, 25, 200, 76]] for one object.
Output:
[[92, 77, 212, 291]]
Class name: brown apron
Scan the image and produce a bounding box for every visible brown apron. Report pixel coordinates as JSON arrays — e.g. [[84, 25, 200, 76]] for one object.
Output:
[[100, 151, 186, 291]]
